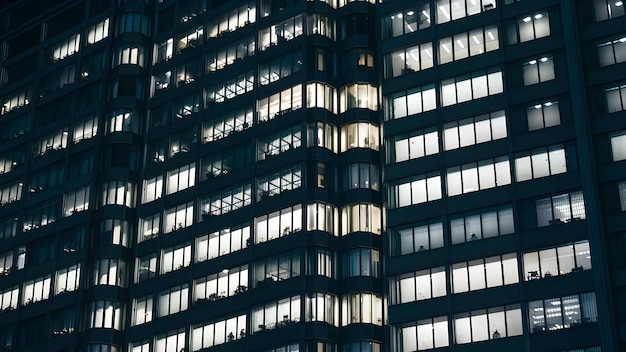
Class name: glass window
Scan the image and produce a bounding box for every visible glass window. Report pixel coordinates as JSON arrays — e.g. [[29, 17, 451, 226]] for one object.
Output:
[[155, 38, 173, 63], [161, 242, 192, 274], [391, 221, 444, 256], [535, 190, 586, 227], [306, 202, 338, 235], [382, 3, 431, 39], [132, 295, 153, 326], [611, 131, 626, 161], [597, 34, 626, 66], [22, 274, 52, 305], [92, 258, 126, 287], [136, 253, 157, 283], [443, 110, 506, 151], [200, 184, 253, 217], [446, 156, 511, 196], [605, 83, 626, 113], [450, 205, 515, 245], [203, 142, 254, 179], [191, 314, 247, 350], [203, 106, 254, 143], [253, 251, 300, 288], [142, 175, 163, 204], [342, 248, 379, 278], [257, 84, 303, 122], [254, 205, 303, 243], [341, 292, 383, 326], [343, 164, 380, 191], [529, 292, 597, 332], [440, 68, 503, 107], [436, 0, 496, 24], [452, 253, 519, 294], [99, 219, 131, 247], [438, 25, 499, 64], [63, 185, 90, 216], [206, 71, 255, 105], [49, 34, 80, 63], [195, 265, 248, 301], [340, 203, 382, 235], [454, 305, 522, 343], [86, 18, 109, 45], [514, 144, 568, 181], [308, 247, 336, 278], [158, 284, 189, 317], [385, 85, 436, 120], [196, 223, 250, 262], [257, 164, 302, 200], [340, 122, 379, 152], [395, 316, 449, 351], [524, 240, 591, 281], [619, 181, 626, 211], [258, 14, 303, 50], [306, 82, 337, 113], [155, 329, 185, 352], [0, 86, 32, 115], [0, 285, 19, 311], [260, 125, 303, 160], [523, 55, 555, 86], [507, 12, 550, 44], [385, 42, 434, 78], [391, 267, 446, 304], [87, 300, 124, 329], [389, 173, 442, 208], [167, 163, 196, 194], [208, 2, 256, 38], [114, 44, 145, 67], [100, 180, 136, 207], [178, 26, 203, 53], [31, 128, 69, 158], [594, 0, 626, 21], [253, 296, 301, 332], [527, 100, 560, 131], [207, 35, 256, 72], [305, 292, 338, 326], [163, 201, 194, 233], [339, 83, 379, 113]]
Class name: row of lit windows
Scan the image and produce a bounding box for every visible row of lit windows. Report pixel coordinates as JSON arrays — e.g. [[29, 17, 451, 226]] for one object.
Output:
[[139, 201, 380, 247], [390, 189, 586, 256], [388, 143, 573, 208], [390, 240, 591, 304], [125, 291, 596, 351], [394, 292, 597, 351], [384, 24, 498, 78], [0, 264, 80, 311]]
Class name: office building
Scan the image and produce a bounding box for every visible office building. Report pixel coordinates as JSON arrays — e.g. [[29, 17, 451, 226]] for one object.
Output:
[[0, 0, 625, 351]]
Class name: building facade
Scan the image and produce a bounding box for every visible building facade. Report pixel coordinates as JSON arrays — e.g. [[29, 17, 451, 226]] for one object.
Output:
[[0, 0, 625, 351]]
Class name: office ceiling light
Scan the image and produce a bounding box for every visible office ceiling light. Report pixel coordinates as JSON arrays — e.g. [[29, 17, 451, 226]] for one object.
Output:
[[522, 16, 532, 22], [615, 1, 623, 6], [534, 13, 543, 19]]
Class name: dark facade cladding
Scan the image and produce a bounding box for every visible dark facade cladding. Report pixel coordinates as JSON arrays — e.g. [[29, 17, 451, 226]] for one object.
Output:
[[0, 0, 625, 351]]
